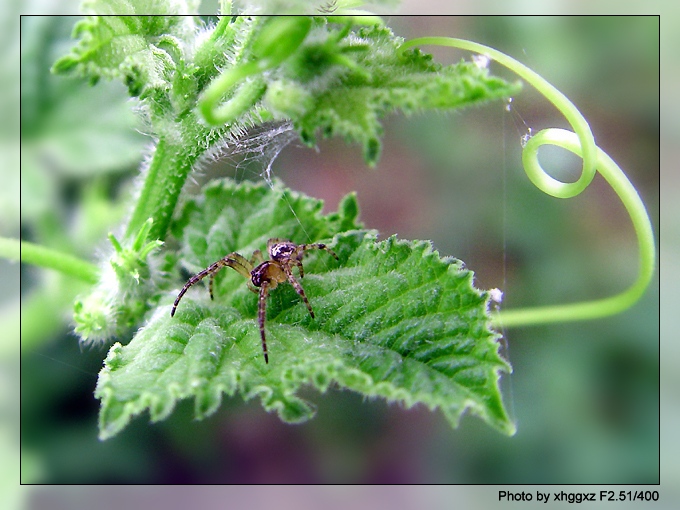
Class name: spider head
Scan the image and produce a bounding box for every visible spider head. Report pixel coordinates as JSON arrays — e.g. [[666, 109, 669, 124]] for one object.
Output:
[[269, 240, 297, 261]]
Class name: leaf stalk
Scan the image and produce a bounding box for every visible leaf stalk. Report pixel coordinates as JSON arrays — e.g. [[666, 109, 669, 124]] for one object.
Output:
[[5, 237, 99, 284]]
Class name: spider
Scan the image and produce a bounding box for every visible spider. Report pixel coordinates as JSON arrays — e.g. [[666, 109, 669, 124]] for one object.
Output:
[[171, 238, 338, 363]]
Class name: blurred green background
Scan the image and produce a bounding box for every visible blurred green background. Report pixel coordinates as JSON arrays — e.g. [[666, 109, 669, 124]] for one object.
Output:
[[15, 10, 659, 492]]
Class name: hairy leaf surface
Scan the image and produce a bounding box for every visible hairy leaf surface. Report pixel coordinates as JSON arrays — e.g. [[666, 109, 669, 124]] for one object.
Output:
[[52, 3, 199, 99], [268, 23, 522, 165], [96, 180, 513, 439], [54, 11, 520, 167]]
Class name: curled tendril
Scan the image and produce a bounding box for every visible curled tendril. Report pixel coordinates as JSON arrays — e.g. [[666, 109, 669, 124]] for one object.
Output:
[[398, 37, 656, 328], [199, 17, 312, 126]]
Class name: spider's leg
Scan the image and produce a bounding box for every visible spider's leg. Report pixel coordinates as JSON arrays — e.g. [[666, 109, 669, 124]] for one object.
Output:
[[171, 253, 252, 316], [172, 273, 202, 317], [209, 253, 253, 298], [301, 243, 339, 261], [209, 272, 216, 300], [250, 249, 265, 266], [227, 253, 254, 278], [283, 266, 315, 318], [296, 243, 339, 278], [294, 259, 305, 278], [258, 281, 270, 363], [172, 264, 216, 317]]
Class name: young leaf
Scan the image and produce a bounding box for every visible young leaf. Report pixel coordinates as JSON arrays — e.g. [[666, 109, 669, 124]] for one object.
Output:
[[53, 13, 519, 241], [52, 3, 199, 100], [265, 23, 522, 165], [95, 180, 513, 440]]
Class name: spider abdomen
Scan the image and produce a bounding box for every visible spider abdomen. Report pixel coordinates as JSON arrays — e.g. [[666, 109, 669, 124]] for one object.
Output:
[[250, 261, 287, 288]]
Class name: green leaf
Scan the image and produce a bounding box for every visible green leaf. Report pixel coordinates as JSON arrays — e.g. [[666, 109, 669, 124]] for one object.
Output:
[[53, 13, 519, 243], [265, 23, 522, 165], [52, 3, 199, 99], [95, 180, 513, 439]]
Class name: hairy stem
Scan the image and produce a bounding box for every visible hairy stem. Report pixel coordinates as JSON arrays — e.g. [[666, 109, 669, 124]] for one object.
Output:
[[219, 0, 232, 14], [6, 237, 99, 284], [124, 138, 194, 242]]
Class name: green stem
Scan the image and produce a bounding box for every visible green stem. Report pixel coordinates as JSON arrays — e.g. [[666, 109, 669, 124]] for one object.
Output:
[[5, 237, 99, 284], [492, 129, 655, 327], [199, 66, 267, 126], [199, 17, 312, 127], [399, 37, 656, 328], [0, 237, 19, 260], [400, 37, 597, 198], [124, 138, 194, 241], [219, 0, 232, 14]]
